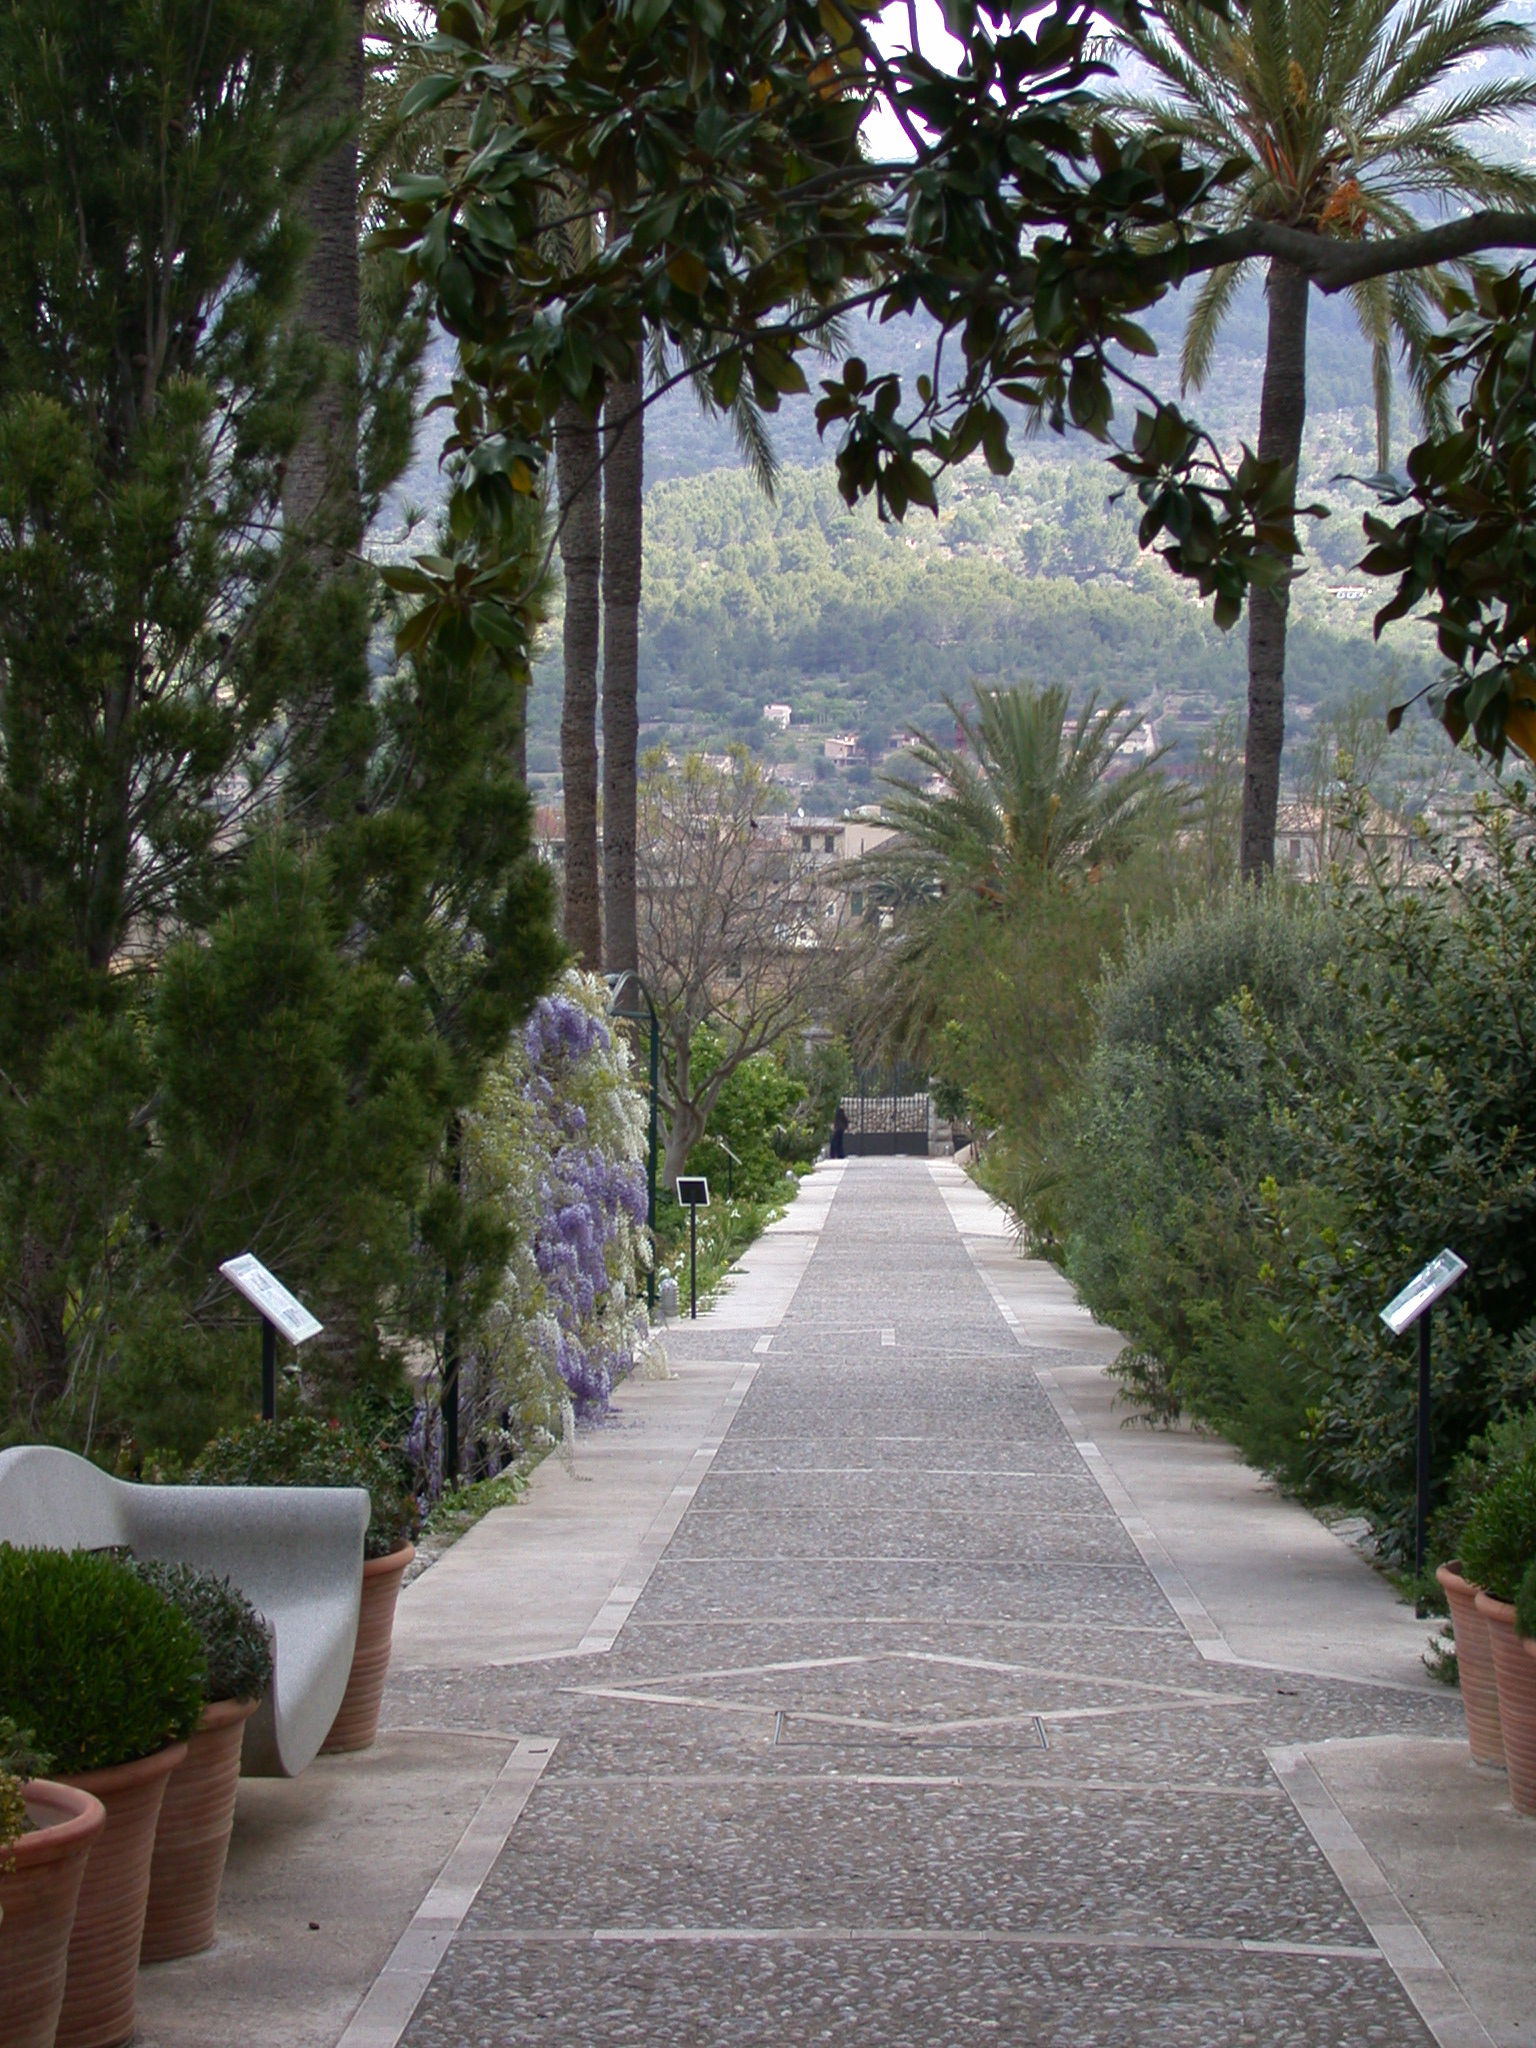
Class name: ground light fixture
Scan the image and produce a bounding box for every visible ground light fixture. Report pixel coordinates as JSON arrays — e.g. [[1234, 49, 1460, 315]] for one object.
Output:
[[675, 1175, 710, 1319], [1380, 1247, 1468, 1610]]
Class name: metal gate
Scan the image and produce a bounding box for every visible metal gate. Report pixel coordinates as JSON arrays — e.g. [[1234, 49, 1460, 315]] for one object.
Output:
[[840, 1063, 932, 1156]]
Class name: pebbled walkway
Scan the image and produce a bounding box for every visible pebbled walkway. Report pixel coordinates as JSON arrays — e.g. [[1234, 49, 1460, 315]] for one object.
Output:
[[380, 1157, 1460, 2048]]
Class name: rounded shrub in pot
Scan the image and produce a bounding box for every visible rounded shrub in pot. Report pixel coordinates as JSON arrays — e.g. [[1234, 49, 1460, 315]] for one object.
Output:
[[189, 1415, 418, 1752], [121, 1558, 274, 1963], [0, 1546, 204, 2048]]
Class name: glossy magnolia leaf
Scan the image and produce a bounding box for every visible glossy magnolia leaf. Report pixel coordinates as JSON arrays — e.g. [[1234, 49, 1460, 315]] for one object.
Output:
[[400, 74, 460, 119], [470, 601, 525, 651], [379, 563, 441, 596], [666, 250, 710, 295]]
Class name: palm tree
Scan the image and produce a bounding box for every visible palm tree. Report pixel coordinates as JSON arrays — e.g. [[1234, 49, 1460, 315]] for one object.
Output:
[[286, 0, 367, 553], [852, 682, 1183, 1062], [1103, 0, 1536, 881], [557, 398, 605, 967], [601, 370, 644, 980], [869, 683, 1179, 901], [602, 335, 785, 982]]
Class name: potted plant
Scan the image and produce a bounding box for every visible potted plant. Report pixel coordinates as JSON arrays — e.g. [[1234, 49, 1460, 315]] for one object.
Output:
[[120, 1558, 274, 1963], [1430, 1412, 1536, 1769], [189, 1416, 418, 1753], [0, 1719, 107, 2048], [1460, 1454, 1536, 1816], [0, 1545, 204, 2048]]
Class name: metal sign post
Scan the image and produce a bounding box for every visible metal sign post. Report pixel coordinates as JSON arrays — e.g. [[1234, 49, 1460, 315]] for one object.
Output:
[[675, 1176, 710, 1320], [1380, 1248, 1468, 1610], [219, 1254, 324, 1421]]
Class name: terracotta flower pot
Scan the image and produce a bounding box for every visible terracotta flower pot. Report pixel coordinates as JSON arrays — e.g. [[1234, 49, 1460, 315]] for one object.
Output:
[[0, 1780, 107, 2048], [321, 1543, 414, 1754], [1437, 1561, 1505, 1767], [1474, 1590, 1536, 1818], [140, 1698, 258, 1964], [55, 1742, 186, 2048]]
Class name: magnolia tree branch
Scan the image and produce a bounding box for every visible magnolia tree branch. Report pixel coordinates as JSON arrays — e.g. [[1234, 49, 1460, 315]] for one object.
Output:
[[1147, 212, 1536, 296]]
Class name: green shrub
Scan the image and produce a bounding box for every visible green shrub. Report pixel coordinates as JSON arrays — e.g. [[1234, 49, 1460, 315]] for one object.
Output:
[[1271, 825, 1536, 1556], [0, 1546, 205, 1771], [1515, 1556, 1536, 1639], [122, 1557, 273, 1705], [685, 1039, 806, 1204], [1460, 1456, 1536, 1604], [188, 1414, 416, 1559], [1430, 1407, 1536, 1570], [1051, 885, 1347, 1480]]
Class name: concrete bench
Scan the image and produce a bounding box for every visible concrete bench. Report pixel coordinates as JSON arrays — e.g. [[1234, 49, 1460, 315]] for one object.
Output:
[[0, 1443, 368, 1777]]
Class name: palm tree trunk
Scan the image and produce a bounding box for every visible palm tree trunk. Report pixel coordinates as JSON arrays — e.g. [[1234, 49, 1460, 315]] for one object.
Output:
[[556, 397, 603, 966], [1240, 258, 1310, 884], [284, 0, 365, 552], [602, 371, 644, 979]]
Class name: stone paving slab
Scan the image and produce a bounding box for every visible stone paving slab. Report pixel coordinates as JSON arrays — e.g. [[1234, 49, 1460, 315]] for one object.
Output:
[[708, 1433, 1093, 1473], [692, 1467, 1110, 1515], [671, 1506, 1143, 1563], [461, 1778, 1375, 1945], [628, 1556, 1179, 1626], [399, 1938, 1421, 2048]]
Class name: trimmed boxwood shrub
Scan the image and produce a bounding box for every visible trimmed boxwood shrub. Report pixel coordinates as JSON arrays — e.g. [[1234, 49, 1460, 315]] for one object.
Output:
[[0, 1546, 205, 1771], [188, 1414, 416, 1560], [123, 1557, 273, 1705], [1460, 1455, 1536, 1605]]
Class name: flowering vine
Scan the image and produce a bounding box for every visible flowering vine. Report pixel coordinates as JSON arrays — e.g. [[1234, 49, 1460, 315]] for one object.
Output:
[[451, 972, 651, 1462]]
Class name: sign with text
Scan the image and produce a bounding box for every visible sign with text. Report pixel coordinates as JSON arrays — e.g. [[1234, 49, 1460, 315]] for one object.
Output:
[[1380, 1249, 1468, 1336], [219, 1254, 324, 1346]]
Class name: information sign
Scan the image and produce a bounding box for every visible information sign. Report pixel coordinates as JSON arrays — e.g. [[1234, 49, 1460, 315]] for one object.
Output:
[[1380, 1249, 1469, 1335], [219, 1254, 324, 1346]]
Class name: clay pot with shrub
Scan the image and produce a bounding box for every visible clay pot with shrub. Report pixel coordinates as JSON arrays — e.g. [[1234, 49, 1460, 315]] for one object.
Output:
[[119, 1557, 275, 1962], [1429, 1409, 1536, 1768], [1460, 1454, 1536, 1816], [190, 1415, 418, 1752], [0, 1545, 205, 2048]]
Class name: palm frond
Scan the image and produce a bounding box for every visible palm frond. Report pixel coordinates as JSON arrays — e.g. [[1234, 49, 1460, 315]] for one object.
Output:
[[1180, 261, 1252, 393], [1389, 271, 1456, 440], [1363, 0, 1536, 124], [1346, 272, 1396, 466], [1110, 0, 1536, 486]]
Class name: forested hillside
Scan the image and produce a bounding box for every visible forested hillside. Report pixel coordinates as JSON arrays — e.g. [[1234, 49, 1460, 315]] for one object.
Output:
[[523, 454, 1441, 780], [384, 282, 1451, 791]]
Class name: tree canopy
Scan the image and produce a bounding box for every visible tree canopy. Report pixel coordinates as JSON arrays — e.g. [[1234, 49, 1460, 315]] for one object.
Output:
[[383, 0, 1536, 779]]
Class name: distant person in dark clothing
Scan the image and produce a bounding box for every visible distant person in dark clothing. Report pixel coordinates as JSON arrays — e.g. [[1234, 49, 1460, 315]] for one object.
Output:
[[830, 1104, 848, 1159]]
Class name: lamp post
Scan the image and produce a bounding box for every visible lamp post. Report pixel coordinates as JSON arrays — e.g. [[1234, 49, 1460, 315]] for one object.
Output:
[[605, 970, 660, 1310]]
